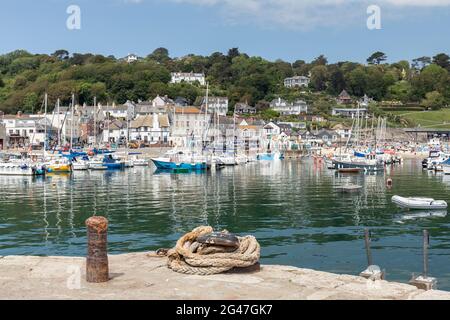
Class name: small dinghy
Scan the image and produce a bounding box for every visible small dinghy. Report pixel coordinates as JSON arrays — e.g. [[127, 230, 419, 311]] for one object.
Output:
[[392, 195, 448, 210]]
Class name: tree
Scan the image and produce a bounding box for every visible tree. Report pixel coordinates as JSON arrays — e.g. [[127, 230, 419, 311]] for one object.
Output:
[[328, 66, 346, 95], [23, 92, 39, 113], [347, 67, 368, 96], [411, 64, 448, 98], [310, 66, 328, 91], [433, 53, 450, 71], [388, 81, 412, 102], [0, 76, 4, 88], [260, 108, 280, 120], [227, 48, 240, 61], [13, 76, 27, 90], [52, 50, 69, 61], [311, 55, 328, 66], [367, 51, 387, 65], [148, 48, 170, 64], [412, 56, 432, 70], [422, 91, 446, 110]]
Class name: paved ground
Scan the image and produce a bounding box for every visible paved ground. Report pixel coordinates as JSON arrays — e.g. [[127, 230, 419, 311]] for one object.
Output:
[[1, 253, 449, 300]]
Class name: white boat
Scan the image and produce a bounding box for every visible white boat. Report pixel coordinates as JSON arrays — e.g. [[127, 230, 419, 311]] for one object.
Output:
[[444, 164, 450, 175], [88, 155, 107, 170], [129, 155, 149, 167], [125, 159, 135, 168], [72, 160, 90, 171], [392, 195, 448, 210], [0, 162, 46, 176]]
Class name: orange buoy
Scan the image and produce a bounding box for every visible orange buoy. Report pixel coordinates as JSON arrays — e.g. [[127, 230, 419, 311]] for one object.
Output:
[[386, 178, 393, 188]]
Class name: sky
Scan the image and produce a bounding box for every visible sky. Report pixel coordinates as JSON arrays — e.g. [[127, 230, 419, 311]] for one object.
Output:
[[0, 0, 450, 63]]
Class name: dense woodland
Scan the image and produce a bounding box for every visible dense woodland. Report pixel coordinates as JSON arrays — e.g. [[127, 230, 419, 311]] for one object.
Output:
[[0, 48, 450, 119]]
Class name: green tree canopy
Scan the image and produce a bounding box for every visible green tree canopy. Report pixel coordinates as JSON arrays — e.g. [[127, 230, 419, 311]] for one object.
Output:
[[367, 52, 387, 65]]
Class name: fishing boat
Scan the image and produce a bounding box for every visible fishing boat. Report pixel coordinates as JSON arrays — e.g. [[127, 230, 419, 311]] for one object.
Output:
[[332, 156, 384, 172], [89, 155, 125, 170], [151, 158, 207, 170], [391, 195, 448, 210]]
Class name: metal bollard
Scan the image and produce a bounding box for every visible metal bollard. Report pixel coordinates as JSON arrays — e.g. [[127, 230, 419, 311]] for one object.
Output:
[[423, 230, 429, 278], [86, 216, 109, 283], [409, 230, 437, 290], [364, 228, 373, 267], [360, 228, 385, 280]]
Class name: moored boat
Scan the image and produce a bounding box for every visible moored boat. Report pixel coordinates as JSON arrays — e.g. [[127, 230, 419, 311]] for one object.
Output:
[[391, 195, 448, 210], [0, 162, 46, 176]]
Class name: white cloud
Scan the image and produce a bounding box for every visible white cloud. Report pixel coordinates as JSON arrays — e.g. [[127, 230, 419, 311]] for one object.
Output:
[[134, 0, 450, 29]]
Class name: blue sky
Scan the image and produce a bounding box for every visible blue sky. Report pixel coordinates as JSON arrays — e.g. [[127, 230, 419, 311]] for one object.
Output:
[[0, 0, 450, 63]]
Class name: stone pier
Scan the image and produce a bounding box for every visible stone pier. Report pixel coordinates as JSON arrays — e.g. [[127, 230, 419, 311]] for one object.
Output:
[[0, 253, 449, 300]]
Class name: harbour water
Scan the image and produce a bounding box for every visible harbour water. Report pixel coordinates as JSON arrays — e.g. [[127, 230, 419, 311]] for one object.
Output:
[[1, 159, 450, 290]]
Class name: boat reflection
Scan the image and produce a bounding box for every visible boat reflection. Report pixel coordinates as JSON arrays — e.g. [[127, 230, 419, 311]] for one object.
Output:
[[394, 210, 448, 223]]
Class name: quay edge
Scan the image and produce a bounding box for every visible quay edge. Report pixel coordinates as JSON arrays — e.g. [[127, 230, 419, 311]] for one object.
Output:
[[0, 252, 449, 300]]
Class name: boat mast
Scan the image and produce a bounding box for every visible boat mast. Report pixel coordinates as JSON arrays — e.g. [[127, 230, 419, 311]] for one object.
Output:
[[44, 93, 48, 159], [93, 96, 97, 148], [57, 98, 61, 147], [203, 82, 209, 155], [70, 93, 75, 151]]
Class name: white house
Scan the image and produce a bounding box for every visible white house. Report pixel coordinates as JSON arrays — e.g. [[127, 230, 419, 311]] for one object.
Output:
[[100, 104, 129, 120], [102, 120, 127, 144], [201, 96, 228, 116], [332, 108, 368, 118], [125, 53, 139, 64], [0, 114, 47, 147], [284, 76, 310, 88], [263, 122, 281, 138], [152, 95, 174, 108], [170, 72, 206, 86], [270, 98, 308, 115], [129, 114, 170, 144]]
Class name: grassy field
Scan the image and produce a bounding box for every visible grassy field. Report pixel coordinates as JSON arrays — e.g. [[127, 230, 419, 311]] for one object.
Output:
[[389, 109, 450, 128]]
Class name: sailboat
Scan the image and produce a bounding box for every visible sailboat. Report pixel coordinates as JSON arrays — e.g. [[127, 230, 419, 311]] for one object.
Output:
[[332, 108, 384, 173], [46, 94, 73, 173]]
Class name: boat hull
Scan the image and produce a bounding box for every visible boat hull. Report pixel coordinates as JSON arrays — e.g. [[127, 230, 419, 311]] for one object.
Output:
[[151, 159, 207, 170], [392, 195, 448, 210], [332, 160, 384, 172]]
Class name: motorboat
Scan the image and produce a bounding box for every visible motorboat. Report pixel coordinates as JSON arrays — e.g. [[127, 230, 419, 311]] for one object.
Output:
[[71, 155, 90, 171], [0, 161, 46, 176], [391, 195, 448, 210], [423, 150, 449, 170]]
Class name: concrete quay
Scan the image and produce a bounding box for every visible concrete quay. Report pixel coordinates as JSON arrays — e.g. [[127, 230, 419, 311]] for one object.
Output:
[[1, 252, 449, 300]]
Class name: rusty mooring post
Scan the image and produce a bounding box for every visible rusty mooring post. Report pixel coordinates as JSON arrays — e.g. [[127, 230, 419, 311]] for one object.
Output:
[[360, 228, 385, 280], [86, 216, 109, 283], [409, 230, 437, 290]]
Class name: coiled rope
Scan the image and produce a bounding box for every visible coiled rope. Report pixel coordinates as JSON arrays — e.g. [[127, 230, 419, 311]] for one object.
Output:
[[154, 226, 261, 276]]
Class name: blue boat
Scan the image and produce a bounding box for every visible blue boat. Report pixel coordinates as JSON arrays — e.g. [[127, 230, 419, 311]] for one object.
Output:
[[257, 152, 283, 161], [151, 158, 207, 171], [90, 155, 125, 170]]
